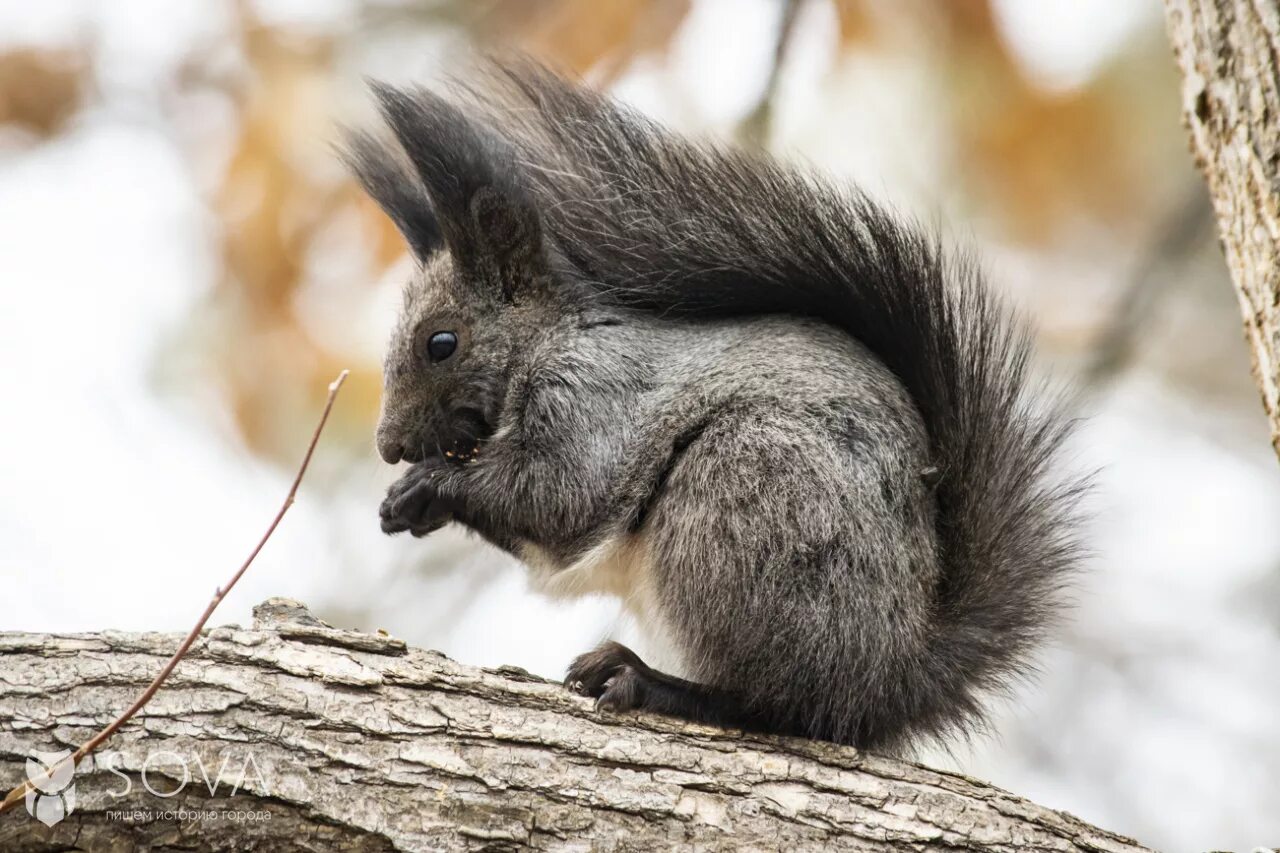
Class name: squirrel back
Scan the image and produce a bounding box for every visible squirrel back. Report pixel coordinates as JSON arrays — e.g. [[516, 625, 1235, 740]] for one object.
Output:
[[351, 60, 1088, 750]]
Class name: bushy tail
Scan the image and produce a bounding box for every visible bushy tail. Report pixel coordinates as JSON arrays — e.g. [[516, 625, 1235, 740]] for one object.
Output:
[[452, 60, 1087, 743]]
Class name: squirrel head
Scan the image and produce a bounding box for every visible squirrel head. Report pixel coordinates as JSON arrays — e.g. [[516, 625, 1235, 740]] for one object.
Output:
[[346, 82, 558, 465]]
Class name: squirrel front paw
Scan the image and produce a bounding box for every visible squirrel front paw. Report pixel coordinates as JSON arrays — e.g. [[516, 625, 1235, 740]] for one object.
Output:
[[380, 461, 458, 537]]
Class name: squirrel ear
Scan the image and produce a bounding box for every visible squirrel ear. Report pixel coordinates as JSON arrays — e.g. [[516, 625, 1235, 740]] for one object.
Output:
[[468, 187, 546, 297], [369, 81, 544, 292], [340, 128, 443, 262]]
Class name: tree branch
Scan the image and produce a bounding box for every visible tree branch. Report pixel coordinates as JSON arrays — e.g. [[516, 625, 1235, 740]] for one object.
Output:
[[1165, 0, 1280, 461], [0, 599, 1151, 851]]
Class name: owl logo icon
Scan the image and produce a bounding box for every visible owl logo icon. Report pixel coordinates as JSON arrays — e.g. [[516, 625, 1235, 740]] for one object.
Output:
[[24, 750, 77, 827]]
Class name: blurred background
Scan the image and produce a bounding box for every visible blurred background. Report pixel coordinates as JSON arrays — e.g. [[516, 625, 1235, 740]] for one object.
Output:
[[0, 0, 1276, 849]]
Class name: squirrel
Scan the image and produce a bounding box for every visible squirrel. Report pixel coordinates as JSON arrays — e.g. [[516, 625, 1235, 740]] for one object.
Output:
[[343, 60, 1086, 753]]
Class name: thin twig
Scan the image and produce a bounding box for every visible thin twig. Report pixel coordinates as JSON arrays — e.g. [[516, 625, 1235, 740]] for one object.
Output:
[[738, 0, 804, 149], [1080, 186, 1213, 389], [0, 369, 349, 816]]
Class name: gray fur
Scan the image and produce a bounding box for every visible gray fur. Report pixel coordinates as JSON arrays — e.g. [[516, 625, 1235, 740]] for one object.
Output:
[[346, 60, 1087, 753]]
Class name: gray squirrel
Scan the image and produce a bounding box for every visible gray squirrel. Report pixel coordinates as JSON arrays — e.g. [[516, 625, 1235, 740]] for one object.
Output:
[[344, 61, 1086, 753]]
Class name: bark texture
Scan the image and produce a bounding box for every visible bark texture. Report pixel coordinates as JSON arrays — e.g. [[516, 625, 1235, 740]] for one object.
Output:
[[1166, 0, 1280, 460], [0, 599, 1150, 852]]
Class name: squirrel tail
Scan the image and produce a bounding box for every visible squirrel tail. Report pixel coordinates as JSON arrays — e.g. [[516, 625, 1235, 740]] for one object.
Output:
[[447, 60, 1089, 745]]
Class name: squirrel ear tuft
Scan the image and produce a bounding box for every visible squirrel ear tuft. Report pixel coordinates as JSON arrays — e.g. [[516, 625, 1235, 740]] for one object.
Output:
[[369, 80, 544, 290], [340, 127, 443, 261], [468, 187, 545, 298]]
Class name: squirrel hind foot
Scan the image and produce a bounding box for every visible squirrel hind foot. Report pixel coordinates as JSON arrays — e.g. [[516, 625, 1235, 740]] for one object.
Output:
[[565, 641, 759, 732]]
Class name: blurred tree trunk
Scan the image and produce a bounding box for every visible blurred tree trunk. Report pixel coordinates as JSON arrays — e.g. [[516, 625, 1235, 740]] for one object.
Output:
[[1165, 0, 1280, 461], [0, 599, 1153, 852]]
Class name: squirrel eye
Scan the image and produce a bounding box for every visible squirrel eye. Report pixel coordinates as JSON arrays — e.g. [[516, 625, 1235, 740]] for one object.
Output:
[[426, 331, 458, 362]]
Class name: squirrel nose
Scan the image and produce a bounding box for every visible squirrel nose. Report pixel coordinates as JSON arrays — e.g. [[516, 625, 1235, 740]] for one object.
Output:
[[377, 432, 427, 465], [376, 428, 405, 465]]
